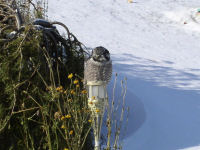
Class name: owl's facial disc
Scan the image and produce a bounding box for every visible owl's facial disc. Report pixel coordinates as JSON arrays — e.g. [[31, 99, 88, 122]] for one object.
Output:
[[92, 47, 110, 62]]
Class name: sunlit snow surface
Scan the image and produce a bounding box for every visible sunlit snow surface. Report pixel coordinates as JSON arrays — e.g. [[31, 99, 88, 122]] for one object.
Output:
[[49, 0, 200, 149], [180, 146, 200, 150]]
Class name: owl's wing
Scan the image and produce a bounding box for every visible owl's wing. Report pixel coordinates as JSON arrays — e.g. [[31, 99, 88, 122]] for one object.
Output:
[[104, 60, 112, 83]]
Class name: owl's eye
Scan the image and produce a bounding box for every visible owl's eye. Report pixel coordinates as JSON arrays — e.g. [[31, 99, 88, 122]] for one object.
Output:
[[104, 49, 109, 55], [104, 53, 110, 61]]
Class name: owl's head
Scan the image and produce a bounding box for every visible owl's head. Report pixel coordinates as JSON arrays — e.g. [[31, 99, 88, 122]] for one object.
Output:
[[92, 46, 110, 62]]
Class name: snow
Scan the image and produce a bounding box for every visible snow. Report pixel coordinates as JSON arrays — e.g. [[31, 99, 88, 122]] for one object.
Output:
[[48, 0, 200, 149], [180, 146, 200, 150]]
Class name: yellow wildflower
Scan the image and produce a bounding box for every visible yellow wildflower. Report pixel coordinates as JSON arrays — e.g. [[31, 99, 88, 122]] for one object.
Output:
[[73, 79, 79, 84], [56, 86, 63, 92], [68, 99, 72, 102], [70, 90, 75, 95], [64, 148, 69, 150], [81, 90, 87, 94], [64, 90, 67, 94], [95, 109, 100, 113], [88, 120, 92, 123], [68, 73, 73, 79], [61, 116, 65, 120], [76, 84, 80, 88], [61, 125, 65, 129], [65, 114, 71, 119], [69, 130, 73, 135]]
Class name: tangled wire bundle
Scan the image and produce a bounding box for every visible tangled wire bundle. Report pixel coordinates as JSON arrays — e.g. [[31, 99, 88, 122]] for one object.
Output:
[[0, 1, 93, 150], [0, 1, 88, 56], [0, 0, 89, 86]]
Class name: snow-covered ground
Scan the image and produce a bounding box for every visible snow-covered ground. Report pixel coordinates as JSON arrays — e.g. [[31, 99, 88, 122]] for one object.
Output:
[[49, 0, 200, 149]]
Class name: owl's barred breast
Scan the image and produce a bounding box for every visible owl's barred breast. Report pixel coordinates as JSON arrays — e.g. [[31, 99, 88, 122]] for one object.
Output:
[[84, 58, 112, 83]]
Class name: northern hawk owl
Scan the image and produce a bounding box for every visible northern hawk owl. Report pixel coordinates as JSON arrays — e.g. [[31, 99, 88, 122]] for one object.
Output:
[[84, 46, 112, 84]]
